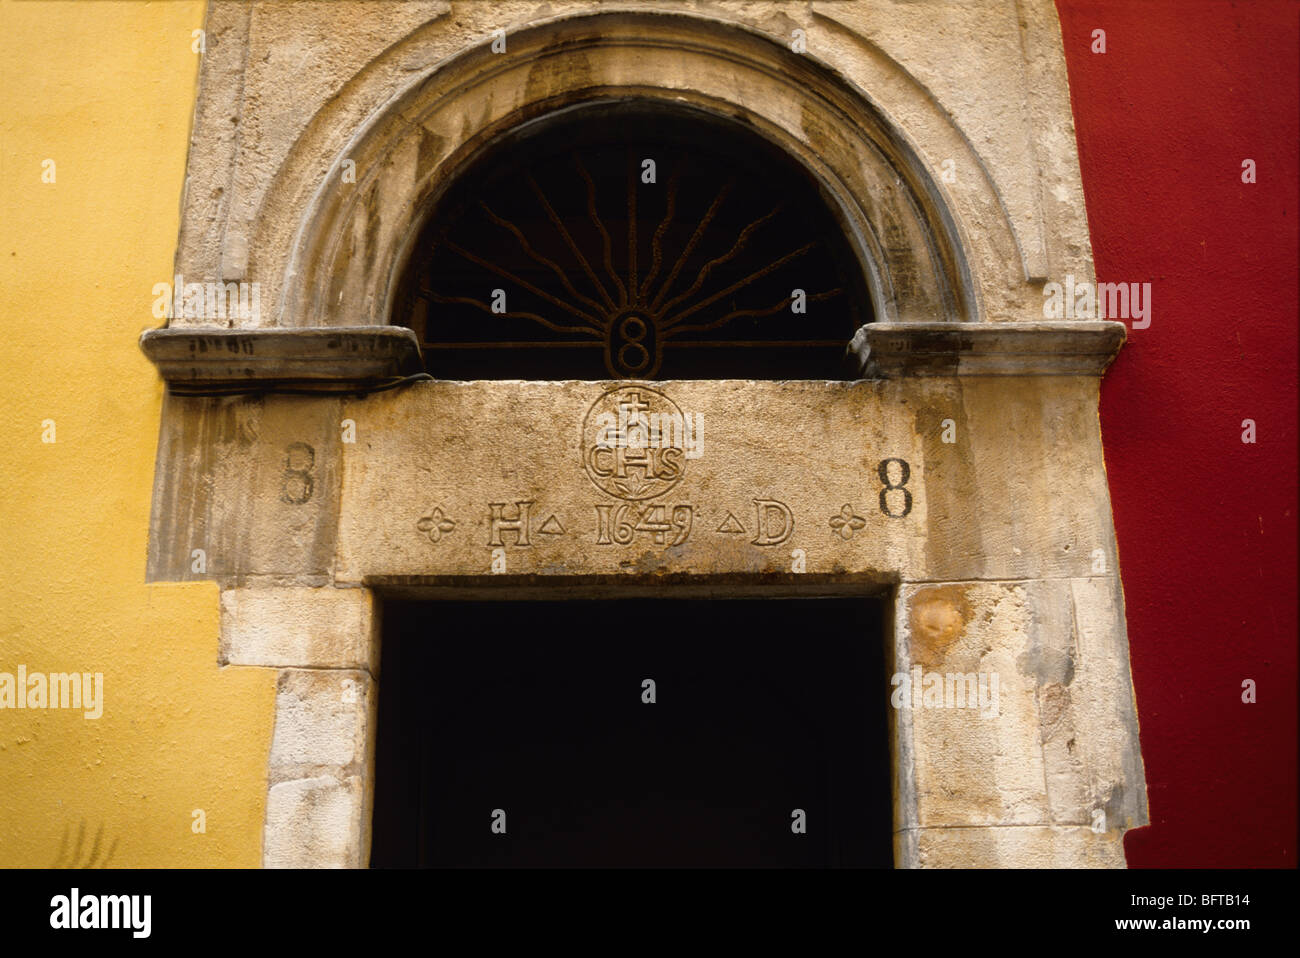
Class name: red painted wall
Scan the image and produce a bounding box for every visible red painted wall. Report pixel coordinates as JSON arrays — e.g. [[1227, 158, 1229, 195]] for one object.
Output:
[[1056, 0, 1298, 867]]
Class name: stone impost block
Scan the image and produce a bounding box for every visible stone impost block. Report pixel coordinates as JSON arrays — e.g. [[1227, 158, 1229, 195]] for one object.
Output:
[[138, 326, 423, 390]]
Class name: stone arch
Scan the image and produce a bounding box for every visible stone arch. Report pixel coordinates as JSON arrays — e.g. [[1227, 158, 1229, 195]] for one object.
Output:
[[270, 11, 979, 333]]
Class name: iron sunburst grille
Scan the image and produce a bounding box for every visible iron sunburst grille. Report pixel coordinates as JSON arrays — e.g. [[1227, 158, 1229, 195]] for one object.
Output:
[[398, 106, 870, 379]]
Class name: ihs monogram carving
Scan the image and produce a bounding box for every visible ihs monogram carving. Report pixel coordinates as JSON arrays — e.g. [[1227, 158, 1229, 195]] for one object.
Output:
[[582, 385, 697, 501]]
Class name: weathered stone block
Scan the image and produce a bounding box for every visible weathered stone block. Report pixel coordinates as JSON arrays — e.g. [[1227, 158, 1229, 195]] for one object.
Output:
[[267, 669, 373, 775], [220, 586, 377, 671], [898, 582, 1050, 828], [894, 575, 1145, 849], [263, 774, 366, 868], [911, 824, 1127, 868], [147, 394, 343, 583]]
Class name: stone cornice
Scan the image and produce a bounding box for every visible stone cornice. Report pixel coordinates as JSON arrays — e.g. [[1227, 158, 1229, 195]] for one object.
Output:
[[139, 326, 423, 393], [141, 321, 1127, 391], [859, 321, 1127, 377]]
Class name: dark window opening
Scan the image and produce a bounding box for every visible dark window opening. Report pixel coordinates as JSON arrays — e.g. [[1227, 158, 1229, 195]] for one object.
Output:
[[393, 103, 873, 380], [370, 597, 894, 868]]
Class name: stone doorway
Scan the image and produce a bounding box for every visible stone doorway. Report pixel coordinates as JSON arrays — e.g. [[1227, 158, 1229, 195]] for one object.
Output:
[[140, 5, 1148, 867], [370, 595, 893, 868]]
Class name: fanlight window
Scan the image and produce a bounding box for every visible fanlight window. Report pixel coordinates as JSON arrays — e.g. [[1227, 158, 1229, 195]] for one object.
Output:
[[394, 103, 872, 379]]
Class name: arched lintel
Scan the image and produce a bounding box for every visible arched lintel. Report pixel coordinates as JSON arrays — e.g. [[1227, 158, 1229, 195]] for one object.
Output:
[[278, 10, 977, 333]]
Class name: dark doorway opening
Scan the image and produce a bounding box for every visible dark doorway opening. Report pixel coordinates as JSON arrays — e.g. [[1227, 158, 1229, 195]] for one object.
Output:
[[370, 596, 893, 868]]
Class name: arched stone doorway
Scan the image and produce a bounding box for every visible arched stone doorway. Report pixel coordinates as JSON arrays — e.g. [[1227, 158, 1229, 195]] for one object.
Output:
[[140, 3, 1146, 868]]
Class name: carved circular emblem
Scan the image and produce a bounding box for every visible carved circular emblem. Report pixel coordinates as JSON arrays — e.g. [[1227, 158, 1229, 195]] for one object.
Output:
[[582, 385, 688, 501]]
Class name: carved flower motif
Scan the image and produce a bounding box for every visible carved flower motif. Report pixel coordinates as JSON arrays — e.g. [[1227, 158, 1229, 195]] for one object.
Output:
[[613, 475, 655, 499], [829, 504, 866, 540], [417, 507, 457, 543]]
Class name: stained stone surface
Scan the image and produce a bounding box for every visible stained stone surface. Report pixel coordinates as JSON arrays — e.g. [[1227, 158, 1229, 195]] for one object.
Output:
[[174, 0, 1095, 331], [332, 378, 1112, 584], [150, 376, 1146, 867]]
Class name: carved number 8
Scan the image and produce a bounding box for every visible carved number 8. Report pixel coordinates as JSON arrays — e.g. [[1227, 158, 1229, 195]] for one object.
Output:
[[281, 442, 315, 504], [877, 458, 912, 518]]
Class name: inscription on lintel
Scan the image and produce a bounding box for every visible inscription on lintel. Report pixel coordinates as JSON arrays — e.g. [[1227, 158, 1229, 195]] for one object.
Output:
[[405, 384, 915, 572]]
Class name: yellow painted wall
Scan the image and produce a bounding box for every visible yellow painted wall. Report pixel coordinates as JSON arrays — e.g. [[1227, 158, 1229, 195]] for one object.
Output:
[[0, 0, 276, 867]]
